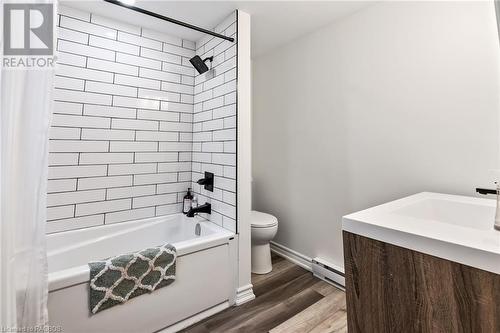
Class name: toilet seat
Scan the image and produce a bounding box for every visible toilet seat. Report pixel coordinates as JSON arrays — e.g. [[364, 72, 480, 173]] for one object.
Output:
[[250, 211, 278, 228]]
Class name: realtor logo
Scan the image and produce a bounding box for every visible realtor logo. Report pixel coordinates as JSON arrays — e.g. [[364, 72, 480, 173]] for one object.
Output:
[[3, 3, 53, 56]]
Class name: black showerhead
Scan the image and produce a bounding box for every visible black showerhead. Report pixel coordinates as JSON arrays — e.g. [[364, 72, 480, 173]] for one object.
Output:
[[189, 55, 213, 75]]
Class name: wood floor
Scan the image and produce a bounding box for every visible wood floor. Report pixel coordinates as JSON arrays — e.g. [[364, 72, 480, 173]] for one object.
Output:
[[181, 253, 347, 333]]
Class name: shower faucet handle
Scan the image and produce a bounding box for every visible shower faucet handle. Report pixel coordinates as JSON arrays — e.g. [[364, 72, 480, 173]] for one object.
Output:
[[197, 172, 214, 192]]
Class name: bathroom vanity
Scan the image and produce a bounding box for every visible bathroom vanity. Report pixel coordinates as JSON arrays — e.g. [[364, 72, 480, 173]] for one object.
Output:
[[342, 192, 500, 332]]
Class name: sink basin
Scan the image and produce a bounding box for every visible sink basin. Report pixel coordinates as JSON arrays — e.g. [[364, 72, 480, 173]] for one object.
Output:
[[342, 192, 500, 274]]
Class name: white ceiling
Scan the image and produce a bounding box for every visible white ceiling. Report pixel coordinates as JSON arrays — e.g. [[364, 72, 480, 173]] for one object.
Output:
[[62, 1, 372, 58]]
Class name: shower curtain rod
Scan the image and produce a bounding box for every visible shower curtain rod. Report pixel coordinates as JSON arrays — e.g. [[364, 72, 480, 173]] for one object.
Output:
[[103, 0, 235, 43]]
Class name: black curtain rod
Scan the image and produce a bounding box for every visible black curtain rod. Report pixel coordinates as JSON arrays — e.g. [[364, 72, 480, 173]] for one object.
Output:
[[103, 0, 235, 43]]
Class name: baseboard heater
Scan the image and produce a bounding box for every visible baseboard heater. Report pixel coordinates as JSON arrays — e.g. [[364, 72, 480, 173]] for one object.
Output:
[[311, 257, 345, 290]]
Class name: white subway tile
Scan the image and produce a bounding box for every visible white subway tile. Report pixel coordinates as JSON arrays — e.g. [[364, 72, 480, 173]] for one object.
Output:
[[157, 182, 190, 194], [57, 27, 88, 44], [212, 153, 236, 166], [179, 152, 191, 162], [161, 81, 193, 95], [79, 152, 134, 164], [54, 76, 84, 91], [180, 132, 192, 142], [54, 89, 112, 106], [108, 163, 157, 176], [156, 203, 182, 216], [181, 75, 194, 85], [113, 96, 159, 110], [202, 119, 224, 131], [135, 131, 178, 142], [78, 175, 133, 190], [56, 52, 86, 67], [107, 185, 155, 200], [213, 80, 236, 98], [140, 48, 181, 64], [87, 58, 139, 76], [46, 215, 104, 233], [75, 199, 131, 216], [48, 179, 77, 193], [216, 177, 236, 192], [105, 207, 155, 224], [58, 40, 115, 61], [182, 40, 195, 50], [137, 109, 179, 122], [116, 53, 161, 70], [85, 81, 137, 97], [132, 193, 177, 208], [57, 64, 113, 82], [135, 152, 178, 163], [223, 166, 236, 179], [193, 110, 212, 123], [139, 68, 180, 83], [133, 173, 177, 186], [223, 141, 236, 153], [52, 114, 111, 129], [91, 14, 141, 35], [81, 128, 134, 141], [89, 35, 140, 55], [159, 121, 192, 132], [213, 128, 236, 141], [158, 142, 191, 152], [48, 165, 107, 179], [162, 43, 195, 58], [213, 104, 236, 119], [162, 62, 194, 76], [60, 16, 117, 39], [47, 205, 75, 220], [138, 88, 180, 102], [53, 101, 83, 115], [203, 96, 224, 111], [192, 152, 211, 163], [49, 140, 109, 153], [117, 31, 162, 50], [49, 127, 81, 140], [83, 104, 137, 119], [160, 101, 193, 113], [223, 217, 236, 233], [111, 118, 158, 131], [49, 153, 79, 166], [109, 141, 157, 152], [114, 74, 160, 90], [201, 142, 224, 153], [157, 162, 191, 173], [48, 189, 105, 207], [225, 91, 236, 105]]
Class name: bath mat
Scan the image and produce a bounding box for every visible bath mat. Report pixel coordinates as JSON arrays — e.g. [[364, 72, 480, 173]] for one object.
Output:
[[88, 244, 176, 314]]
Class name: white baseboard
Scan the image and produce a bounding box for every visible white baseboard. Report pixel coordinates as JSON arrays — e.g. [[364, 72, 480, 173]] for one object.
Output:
[[234, 283, 255, 306], [270, 241, 312, 271], [157, 302, 230, 333], [270, 241, 345, 289]]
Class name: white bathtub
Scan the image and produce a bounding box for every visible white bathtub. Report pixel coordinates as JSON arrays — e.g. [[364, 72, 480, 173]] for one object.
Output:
[[47, 214, 236, 333]]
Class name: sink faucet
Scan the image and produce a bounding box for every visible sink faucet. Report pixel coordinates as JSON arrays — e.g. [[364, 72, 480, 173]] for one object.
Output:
[[476, 184, 500, 230], [187, 202, 211, 217]]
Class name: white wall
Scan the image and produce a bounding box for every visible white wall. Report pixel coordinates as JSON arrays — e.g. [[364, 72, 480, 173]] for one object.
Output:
[[252, 1, 500, 269]]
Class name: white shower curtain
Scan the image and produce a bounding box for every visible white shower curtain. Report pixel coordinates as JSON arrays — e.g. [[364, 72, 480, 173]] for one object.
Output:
[[0, 4, 55, 330]]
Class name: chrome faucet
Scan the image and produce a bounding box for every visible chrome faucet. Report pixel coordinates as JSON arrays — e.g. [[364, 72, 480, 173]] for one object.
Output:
[[186, 202, 211, 217]]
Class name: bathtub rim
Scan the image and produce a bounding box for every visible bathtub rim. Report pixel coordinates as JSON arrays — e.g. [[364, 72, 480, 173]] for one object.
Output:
[[48, 216, 234, 292]]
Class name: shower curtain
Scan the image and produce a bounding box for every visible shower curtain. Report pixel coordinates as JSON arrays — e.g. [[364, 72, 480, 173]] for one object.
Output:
[[0, 2, 56, 330]]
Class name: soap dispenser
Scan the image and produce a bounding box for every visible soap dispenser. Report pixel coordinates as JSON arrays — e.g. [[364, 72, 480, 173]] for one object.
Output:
[[183, 188, 193, 214]]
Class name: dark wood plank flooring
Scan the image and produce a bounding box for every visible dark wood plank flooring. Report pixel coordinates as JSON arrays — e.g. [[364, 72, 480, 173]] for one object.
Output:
[[181, 253, 347, 333]]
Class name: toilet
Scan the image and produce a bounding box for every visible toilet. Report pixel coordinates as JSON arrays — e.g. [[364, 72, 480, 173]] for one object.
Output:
[[250, 210, 279, 274]]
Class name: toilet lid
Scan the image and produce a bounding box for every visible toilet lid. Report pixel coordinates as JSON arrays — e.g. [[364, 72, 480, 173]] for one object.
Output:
[[250, 211, 278, 228]]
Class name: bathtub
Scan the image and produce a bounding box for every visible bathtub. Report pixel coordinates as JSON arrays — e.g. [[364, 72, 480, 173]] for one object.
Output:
[[47, 214, 236, 333]]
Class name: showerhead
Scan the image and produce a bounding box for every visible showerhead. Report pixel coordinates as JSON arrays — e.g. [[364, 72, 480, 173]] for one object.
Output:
[[189, 55, 213, 75]]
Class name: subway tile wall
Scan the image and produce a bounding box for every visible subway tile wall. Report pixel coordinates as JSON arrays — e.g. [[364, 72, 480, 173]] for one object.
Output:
[[190, 12, 237, 232], [47, 6, 198, 233]]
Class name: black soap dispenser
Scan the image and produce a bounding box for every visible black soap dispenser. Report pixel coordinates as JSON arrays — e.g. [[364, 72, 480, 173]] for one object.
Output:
[[183, 188, 193, 214]]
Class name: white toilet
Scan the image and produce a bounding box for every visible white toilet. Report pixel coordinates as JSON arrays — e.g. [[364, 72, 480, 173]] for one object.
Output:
[[250, 210, 279, 274]]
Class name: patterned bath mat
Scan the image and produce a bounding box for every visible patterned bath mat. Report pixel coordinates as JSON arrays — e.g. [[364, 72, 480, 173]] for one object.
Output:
[[88, 244, 176, 314]]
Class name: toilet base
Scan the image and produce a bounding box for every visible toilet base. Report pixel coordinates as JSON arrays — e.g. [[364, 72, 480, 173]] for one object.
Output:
[[251, 243, 272, 274]]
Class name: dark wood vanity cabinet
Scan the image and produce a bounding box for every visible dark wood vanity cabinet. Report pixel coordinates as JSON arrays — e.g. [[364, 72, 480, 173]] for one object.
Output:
[[343, 231, 500, 333]]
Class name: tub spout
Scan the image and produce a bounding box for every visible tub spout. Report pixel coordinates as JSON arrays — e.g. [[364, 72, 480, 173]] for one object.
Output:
[[187, 203, 211, 217]]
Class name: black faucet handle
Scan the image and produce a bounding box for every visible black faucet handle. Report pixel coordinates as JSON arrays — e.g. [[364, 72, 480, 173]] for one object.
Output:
[[197, 171, 214, 192]]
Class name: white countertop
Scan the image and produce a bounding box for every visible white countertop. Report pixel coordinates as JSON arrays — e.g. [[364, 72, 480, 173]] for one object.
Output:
[[342, 192, 500, 274]]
